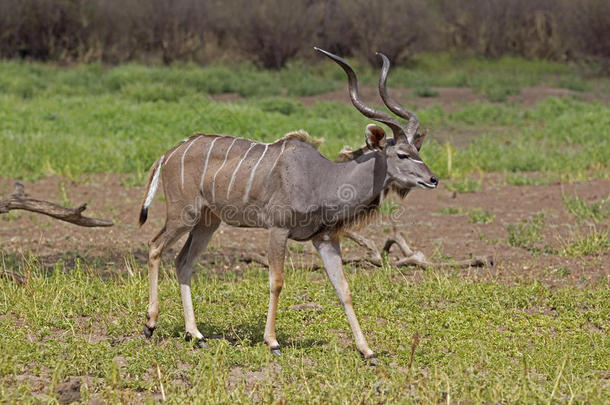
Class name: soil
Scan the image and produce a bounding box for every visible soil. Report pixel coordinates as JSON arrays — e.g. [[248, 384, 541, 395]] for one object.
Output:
[[2, 86, 608, 285], [1, 173, 607, 286]]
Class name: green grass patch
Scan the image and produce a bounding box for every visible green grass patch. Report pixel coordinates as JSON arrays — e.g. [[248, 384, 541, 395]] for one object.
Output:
[[468, 208, 495, 224], [559, 230, 610, 258], [504, 172, 554, 186], [506, 213, 548, 254], [558, 76, 590, 92], [412, 87, 439, 98], [0, 261, 608, 403], [435, 207, 495, 224], [0, 63, 609, 180], [562, 193, 610, 224], [436, 207, 467, 216], [445, 177, 482, 193]]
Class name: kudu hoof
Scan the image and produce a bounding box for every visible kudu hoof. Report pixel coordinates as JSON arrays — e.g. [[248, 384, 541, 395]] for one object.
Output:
[[270, 348, 282, 356], [143, 324, 155, 339], [185, 332, 208, 349], [365, 354, 378, 367]]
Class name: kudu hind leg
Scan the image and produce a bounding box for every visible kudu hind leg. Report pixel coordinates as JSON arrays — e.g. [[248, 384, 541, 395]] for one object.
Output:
[[175, 212, 220, 347], [313, 234, 375, 361], [144, 222, 189, 338], [264, 228, 289, 354]]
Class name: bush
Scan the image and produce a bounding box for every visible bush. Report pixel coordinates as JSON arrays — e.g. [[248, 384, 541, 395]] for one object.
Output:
[[0, 0, 608, 71]]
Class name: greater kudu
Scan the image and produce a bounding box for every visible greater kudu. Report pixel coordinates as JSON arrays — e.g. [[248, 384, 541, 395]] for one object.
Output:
[[138, 48, 438, 362]]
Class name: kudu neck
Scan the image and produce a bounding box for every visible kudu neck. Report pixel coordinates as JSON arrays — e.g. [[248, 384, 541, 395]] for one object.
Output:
[[322, 151, 387, 208]]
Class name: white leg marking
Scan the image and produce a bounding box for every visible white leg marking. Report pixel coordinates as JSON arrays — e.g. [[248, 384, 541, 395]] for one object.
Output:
[[181, 137, 201, 189], [227, 142, 257, 199], [200, 137, 221, 190], [212, 138, 238, 203], [243, 144, 268, 203]]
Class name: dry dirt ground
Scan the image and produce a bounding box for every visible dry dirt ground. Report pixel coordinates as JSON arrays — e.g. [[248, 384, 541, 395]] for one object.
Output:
[[1, 174, 607, 287], [2, 85, 608, 285]]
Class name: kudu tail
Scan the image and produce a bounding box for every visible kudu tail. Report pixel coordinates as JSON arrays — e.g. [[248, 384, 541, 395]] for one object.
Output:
[[139, 155, 165, 226]]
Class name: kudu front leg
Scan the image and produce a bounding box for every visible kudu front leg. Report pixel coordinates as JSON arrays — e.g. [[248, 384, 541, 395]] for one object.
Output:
[[264, 228, 289, 355], [313, 233, 376, 362]]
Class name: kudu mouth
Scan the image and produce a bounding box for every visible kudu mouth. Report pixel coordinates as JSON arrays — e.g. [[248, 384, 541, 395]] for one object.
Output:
[[417, 181, 437, 189], [417, 175, 439, 189]]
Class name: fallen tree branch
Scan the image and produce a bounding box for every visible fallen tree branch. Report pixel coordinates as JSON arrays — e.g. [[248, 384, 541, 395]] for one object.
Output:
[[0, 183, 113, 227], [345, 230, 493, 269], [1, 269, 26, 284], [231, 229, 493, 270]]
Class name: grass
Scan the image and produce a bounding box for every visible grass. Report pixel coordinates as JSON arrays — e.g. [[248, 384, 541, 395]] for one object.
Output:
[[562, 193, 610, 224], [0, 62, 609, 180], [436, 207, 467, 216], [506, 213, 547, 254], [0, 260, 608, 403], [412, 87, 439, 98], [1, 57, 609, 403], [468, 209, 495, 224], [504, 173, 554, 186], [445, 177, 482, 193], [435, 207, 495, 224], [559, 229, 610, 257]]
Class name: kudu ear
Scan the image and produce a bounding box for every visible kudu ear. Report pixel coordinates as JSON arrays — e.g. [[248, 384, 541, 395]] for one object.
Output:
[[365, 124, 387, 150], [412, 131, 427, 151]]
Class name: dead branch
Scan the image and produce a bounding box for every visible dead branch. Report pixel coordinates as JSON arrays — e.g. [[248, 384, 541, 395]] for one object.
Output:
[[345, 230, 493, 269], [0, 183, 113, 227], [233, 229, 493, 270], [1, 269, 25, 284], [238, 252, 268, 267]]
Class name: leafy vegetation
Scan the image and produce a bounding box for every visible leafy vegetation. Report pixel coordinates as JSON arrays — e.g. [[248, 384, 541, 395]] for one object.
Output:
[[0, 261, 608, 403]]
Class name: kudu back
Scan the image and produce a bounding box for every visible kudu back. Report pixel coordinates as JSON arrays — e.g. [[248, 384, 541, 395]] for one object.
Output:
[[139, 48, 438, 362]]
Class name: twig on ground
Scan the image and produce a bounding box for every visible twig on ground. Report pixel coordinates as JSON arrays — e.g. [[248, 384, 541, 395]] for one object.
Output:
[[0, 183, 113, 227], [231, 229, 493, 270]]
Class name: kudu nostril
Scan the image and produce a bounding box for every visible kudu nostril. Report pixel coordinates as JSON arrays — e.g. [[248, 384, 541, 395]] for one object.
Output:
[[430, 176, 439, 186]]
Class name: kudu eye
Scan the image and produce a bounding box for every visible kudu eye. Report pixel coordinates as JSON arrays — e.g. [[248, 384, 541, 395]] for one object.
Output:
[[397, 152, 409, 159]]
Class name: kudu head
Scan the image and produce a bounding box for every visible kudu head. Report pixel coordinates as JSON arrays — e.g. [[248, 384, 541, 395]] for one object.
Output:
[[314, 47, 438, 192]]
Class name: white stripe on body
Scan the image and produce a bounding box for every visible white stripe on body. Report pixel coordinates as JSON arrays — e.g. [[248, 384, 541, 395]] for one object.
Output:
[[243, 144, 269, 203], [163, 137, 191, 166], [144, 155, 165, 209], [181, 137, 201, 189], [211, 138, 239, 203], [226, 142, 257, 199], [266, 140, 286, 179], [200, 137, 221, 190]]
